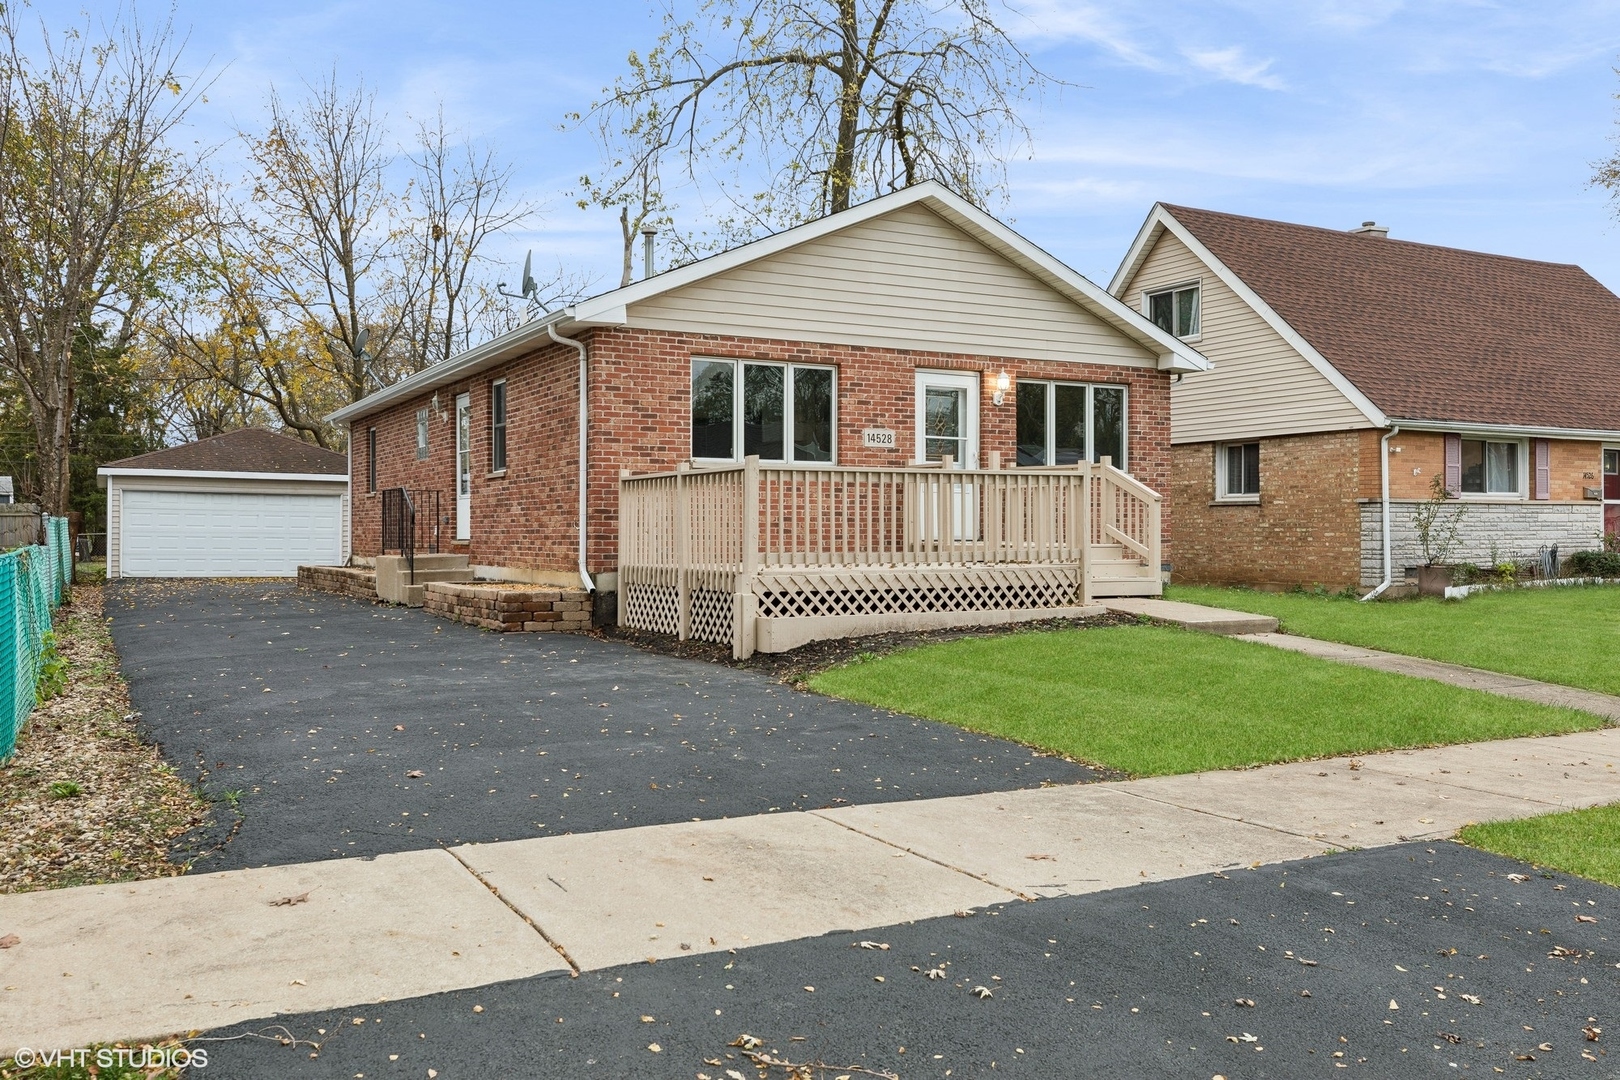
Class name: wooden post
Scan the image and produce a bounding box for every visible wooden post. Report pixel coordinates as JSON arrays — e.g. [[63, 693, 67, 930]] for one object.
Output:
[[1077, 463, 1092, 605], [617, 469, 631, 627], [675, 462, 690, 641], [1149, 491, 1163, 594], [735, 456, 760, 658]]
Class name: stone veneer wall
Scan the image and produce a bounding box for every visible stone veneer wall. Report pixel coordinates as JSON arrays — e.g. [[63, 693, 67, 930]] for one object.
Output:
[[422, 582, 591, 633], [1358, 501, 1604, 586], [297, 565, 378, 603]]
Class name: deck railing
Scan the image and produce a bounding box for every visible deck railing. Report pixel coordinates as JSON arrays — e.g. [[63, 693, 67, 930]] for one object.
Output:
[[619, 455, 1160, 657]]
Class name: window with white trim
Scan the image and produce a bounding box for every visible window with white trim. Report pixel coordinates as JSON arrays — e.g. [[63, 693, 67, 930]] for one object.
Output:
[[490, 380, 507, 472], [1460, 438, 1519, 495], [1015, 381, 1126, 467], [1147, 284, 1200, 339], [1216, 442, 1260, 501], [691, 358, 835, 463], [415, 408, 430, 460]]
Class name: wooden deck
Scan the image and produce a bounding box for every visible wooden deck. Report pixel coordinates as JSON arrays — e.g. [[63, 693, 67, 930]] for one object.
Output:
[[618, 456, 1162, 657]]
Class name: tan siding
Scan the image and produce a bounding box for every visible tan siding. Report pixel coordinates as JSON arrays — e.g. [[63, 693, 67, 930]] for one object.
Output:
[[1119, 230, 1372, 443], [628, 204, 1156, 367]]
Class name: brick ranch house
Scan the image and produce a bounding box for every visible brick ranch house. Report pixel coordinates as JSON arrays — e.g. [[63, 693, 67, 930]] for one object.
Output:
[[323, 182, 1210, 653], [1110, 203, 1620, 594]]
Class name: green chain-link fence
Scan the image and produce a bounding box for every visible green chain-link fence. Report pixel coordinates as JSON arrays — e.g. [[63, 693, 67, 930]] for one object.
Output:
[[0, 516, 73, 763]]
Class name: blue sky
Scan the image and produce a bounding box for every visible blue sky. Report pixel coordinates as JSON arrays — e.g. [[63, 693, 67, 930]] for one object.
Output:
[[33, 0, 1620, 293]]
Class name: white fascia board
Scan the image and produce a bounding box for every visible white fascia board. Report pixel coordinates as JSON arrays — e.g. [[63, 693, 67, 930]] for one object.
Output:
[[1108, 206, 1166, 297], [325, 311, 566, 425], [98, 468, 350, 483], [1139, 206, 1388, 427], [1387, 418, 1620, 442]]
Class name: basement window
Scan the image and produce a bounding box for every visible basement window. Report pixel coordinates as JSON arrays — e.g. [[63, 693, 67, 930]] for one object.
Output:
[[1216, 442, 1260, 502], [692, 358, 835, 464]]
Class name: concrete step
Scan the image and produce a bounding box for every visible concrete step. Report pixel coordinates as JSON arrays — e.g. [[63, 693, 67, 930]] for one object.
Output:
[[1089, 578, 1163, 598], [1090, 558, 1154, 576], [1104, 597, 1278, 635], [407, 554, 471, 572], [402, 567, 477, 584]]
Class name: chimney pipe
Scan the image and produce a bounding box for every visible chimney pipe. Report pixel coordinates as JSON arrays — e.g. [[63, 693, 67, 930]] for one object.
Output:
[[1350, 220, 1390, 239], [641, 225, 658, 279]]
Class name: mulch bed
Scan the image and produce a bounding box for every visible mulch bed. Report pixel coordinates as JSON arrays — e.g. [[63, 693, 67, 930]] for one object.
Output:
[[596, 611, 1138, 685], [0, 585, 208, 893]]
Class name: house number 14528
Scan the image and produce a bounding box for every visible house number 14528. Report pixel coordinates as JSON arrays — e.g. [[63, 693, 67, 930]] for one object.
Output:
[[862, 428, 896, 448]]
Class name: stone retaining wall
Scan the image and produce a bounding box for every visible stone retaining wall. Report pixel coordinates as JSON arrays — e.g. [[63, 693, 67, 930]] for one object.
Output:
[[422, 582, 591, 633], [1358, 501, 1604, 586], [297, 565, 378, 603]]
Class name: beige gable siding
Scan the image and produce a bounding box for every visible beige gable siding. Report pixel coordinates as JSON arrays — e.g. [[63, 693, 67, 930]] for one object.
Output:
[[1120, 229, 1371, 443], [627, 204, 1156, 367]]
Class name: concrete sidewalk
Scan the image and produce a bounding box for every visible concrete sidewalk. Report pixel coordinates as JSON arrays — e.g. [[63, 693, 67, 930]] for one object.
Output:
[[3, 728, 1617, 1054], [1240, 631, 1620, 721]]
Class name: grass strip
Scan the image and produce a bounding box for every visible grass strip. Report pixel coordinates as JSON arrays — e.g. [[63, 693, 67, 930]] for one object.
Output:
[[1459, 804, 1620, 888]]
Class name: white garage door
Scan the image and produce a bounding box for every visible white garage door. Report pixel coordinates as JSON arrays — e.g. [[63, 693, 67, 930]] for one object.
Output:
[[121, 489, 343, 577]]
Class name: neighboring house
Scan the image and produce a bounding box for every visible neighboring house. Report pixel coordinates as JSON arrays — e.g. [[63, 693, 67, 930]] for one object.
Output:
[[99, 428, 350, 578], [1110, 204, 1620, 592], [328, 182, 1210, 651]]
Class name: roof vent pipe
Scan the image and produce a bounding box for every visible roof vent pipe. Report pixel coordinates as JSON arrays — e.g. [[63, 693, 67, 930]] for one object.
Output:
[[641, 225, 658, 279], [1350, 220, 1390, 238]]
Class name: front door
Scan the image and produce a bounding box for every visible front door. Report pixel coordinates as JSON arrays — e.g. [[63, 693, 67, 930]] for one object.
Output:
[[455, 393, 471, 542], [1605, 448, 1619, 541], [914, 372, 978, 541]]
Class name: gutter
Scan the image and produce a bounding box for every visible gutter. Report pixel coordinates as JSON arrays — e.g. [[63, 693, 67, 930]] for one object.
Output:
[[1359, 424, 1399, 602], [547, 322, 595, 594]]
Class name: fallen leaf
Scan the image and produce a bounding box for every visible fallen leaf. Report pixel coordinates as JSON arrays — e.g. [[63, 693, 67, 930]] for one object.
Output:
[[1235, 998, 1255, 1008], [971, 985, 993, 999], [1585, 1025, 1602, 1042], [854, 941, 890, 950], [1459, 993, 1482, 1005], [1576, 915, 1598, 924], [1025, 853, 1055, 861], [926, 968, 946, 980], [1388, 1000, 1399, 1011], [640, 1015, 655, 1023], [472, 1005, 483, 1014], [406, 770, 424, 778], [729, 1035, 762, 1051], [1539, 1042, 1554, 1052], [647, 1043, 662, 1053], [270, 892, 310, 907], [1506, 873, 1529, 883], [394, 725, 405, 731], [0, 935, 18, 949]]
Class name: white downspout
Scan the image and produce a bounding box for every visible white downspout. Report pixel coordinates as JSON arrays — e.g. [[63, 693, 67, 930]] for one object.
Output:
[[547, 322, 595, 593], [1359, 424, 1399, 602]]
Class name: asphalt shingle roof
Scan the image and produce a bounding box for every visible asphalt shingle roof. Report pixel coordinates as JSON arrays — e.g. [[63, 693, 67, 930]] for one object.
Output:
[[1164, 204, 1620, 431], [104, 428, 348, 475]]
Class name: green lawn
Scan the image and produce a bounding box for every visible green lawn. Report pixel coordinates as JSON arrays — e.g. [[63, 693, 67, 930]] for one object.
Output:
[[1459, 804, 1620, 888], [1169, 584, 1620, 696], [807, 625, 1603, 777]]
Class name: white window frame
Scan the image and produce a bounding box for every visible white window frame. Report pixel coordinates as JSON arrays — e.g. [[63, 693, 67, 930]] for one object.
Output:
[[1014, 379, 1129, 469], [1458, 436, 1526, 499], [489, 379, 507, 473], [690, 357, 837, 465], [415, 407, 430, 460], [1143, 281, 1202, 341], [1214, 441, 1260, 503]]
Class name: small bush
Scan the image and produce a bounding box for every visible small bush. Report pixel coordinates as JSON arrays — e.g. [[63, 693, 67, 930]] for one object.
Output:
[[48, 779, 81, 798], [1568, 550, 1620, 577], [35, 630, 68, 702]]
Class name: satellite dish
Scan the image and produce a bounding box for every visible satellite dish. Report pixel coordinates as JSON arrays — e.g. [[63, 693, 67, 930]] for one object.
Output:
[[521, 251, 536, 297], [354, 327, 370, 358], [498, 250, 546, 318]]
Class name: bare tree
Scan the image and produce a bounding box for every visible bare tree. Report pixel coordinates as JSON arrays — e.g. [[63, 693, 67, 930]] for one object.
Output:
[[578, 0, 1055, 247], [0, 8, 207, 513]]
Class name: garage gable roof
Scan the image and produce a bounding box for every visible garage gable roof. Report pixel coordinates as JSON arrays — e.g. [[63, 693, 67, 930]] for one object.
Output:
[[101, 429, 348, 477]]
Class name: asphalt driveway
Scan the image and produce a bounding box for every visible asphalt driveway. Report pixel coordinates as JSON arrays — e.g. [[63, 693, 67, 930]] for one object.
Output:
[[198, 842, 1617, 1078], [106, 581, 1095, 870]]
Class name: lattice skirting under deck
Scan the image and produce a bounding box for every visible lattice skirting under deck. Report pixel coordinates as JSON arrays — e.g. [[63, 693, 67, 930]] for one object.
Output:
[[753, 565, 1081, 620]]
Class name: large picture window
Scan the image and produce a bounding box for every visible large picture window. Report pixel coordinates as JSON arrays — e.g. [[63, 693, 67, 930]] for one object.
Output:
[[692, 358, 835, 463], [1015, 381, 1126, 467], [1461, 438, 1519, 495]]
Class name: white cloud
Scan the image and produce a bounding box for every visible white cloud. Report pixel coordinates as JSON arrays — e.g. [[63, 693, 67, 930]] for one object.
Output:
[[1181, 45, 1286, 90], [1008, 0, 1166, 69]]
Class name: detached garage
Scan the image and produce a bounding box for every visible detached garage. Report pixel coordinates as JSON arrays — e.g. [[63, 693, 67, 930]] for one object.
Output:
[[99, 429, 350, 578]]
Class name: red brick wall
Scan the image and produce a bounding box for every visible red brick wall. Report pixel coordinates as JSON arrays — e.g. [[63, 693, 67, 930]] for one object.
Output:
[[1172, 431, 1363, 589], [354, 326, 1174, 575]]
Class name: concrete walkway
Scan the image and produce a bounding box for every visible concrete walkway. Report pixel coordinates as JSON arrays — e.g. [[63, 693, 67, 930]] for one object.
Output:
[[3, 726, 1617, 1054], [1240, 631, 1620, 721], [1103, 597, 1279, 635]]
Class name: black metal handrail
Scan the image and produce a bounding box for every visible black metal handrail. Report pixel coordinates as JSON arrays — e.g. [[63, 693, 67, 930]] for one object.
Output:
[[381, 488, 442, 584]]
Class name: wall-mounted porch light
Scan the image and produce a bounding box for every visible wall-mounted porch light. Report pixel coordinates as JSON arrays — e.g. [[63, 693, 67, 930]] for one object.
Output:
[[992, 370, 1010, 406]]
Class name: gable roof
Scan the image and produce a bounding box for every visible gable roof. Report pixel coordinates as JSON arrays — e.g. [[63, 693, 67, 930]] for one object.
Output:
[[100, 428, 348, 477], [1116, 203, 1620, 434], [329, 181, 1211, 425]]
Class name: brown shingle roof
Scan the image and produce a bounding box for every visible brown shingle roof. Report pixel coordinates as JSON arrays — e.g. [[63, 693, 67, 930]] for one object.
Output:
[[1163, 204, 1620, 431], [104, 429, 348, 475]]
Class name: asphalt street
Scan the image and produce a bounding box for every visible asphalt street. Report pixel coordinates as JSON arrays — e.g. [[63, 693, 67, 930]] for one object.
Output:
[[106, 581, 1095, 870], [197, 842, 1618, 1078]]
